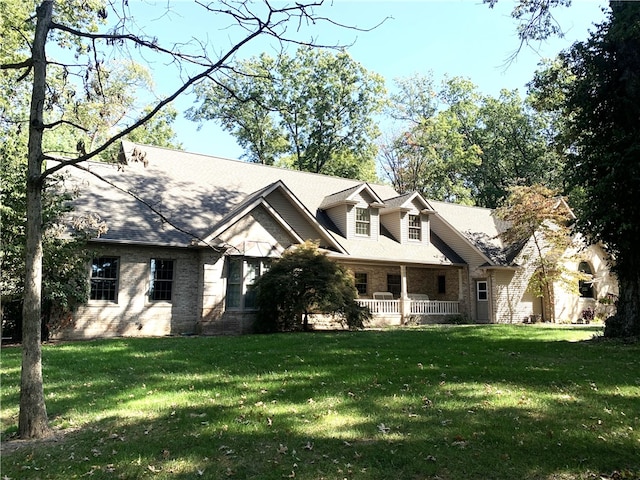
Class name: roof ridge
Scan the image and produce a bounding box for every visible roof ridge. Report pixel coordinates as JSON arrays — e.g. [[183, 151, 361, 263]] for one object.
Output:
[[124, 141, 395, 188], [429, 198, 495, 213]]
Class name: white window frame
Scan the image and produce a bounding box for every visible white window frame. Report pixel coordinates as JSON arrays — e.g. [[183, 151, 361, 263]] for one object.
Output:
[[355, 207, 371, 236], [408, 214, 421, 241], [477, 280, 488, 301]]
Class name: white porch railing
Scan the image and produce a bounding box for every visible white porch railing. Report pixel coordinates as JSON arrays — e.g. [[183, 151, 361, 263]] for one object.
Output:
[[356, 299, 400, 314], [409, 300, 459, 315], [356, 299, 460, 316]]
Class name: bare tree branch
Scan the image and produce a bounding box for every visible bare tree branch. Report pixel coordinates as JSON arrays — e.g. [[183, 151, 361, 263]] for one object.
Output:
[[49, 21, 211, 67], [1, 58, 34, 70], [43, 119, 89, 131]]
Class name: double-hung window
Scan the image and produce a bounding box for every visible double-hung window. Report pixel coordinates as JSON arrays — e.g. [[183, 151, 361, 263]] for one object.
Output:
[[408, 214, 421, 241], [226, 257, 270, 310], [355, 207, 371, 236], [150, 259, 174, 301], [90, 257, 119, 301], [354, 272, 368, 296]]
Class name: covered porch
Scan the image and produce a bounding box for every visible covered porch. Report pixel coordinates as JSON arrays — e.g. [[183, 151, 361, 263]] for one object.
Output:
[[347, 263, 466, 324]]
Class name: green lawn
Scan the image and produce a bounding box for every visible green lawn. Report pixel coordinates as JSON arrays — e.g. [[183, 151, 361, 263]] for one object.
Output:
[[1, 325, 639, 479]]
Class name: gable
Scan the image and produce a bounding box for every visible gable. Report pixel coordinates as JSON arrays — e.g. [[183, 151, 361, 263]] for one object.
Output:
[[355, 189, 377, 206], [264, 188, 338, 250], [214, 204, 299, 257], [202, 181, 345, 253], [319, 183, 385, 210]]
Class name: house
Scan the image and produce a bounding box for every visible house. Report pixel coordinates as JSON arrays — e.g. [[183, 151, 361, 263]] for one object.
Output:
[[54, 141, 618, 338]]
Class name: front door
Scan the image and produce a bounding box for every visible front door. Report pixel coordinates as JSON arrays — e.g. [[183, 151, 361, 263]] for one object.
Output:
[[476, 280, 490, 323]]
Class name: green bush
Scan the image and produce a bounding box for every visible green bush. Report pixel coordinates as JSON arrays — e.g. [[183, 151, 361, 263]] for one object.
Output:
[[255, 241, 370, 332]]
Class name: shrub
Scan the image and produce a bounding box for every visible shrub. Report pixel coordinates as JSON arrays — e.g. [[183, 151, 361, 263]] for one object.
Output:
[[255, 241, 370, 332]]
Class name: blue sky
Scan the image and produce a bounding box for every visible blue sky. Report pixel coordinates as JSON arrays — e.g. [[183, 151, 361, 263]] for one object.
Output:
[[128, 1, 608, 159]]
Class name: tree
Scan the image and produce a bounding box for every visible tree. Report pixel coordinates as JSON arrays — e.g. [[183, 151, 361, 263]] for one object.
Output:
[[558, 2, 640, 337], [487, 0, 640, 336], [469, 89, 563, 208], [1, 0, 354, 439], [0, 151, 105, 341], [382, 74, 562, 207], [484, 0, 572, 61], [188, 47, 385, 181], [381, 75, 481, 204], [254, 242, 370, 332], [1, 64, 181, 342], [495, 185, 575, 322]]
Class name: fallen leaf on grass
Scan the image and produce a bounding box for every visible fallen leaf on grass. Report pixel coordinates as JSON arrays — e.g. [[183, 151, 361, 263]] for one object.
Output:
[[377, 423, 390, 434], [148, 465, 162, 473]]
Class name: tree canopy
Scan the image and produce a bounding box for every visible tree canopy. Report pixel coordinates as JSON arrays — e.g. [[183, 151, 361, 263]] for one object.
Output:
[[382, 74, 563, 208], [188, 47, 385, 181]]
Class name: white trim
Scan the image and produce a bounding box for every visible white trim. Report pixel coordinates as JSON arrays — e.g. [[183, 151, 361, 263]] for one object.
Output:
[[203, 181, 347, 254]]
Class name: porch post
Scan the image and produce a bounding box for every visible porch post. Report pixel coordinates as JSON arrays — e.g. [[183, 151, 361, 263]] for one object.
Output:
[[400, 265, 409, 323]]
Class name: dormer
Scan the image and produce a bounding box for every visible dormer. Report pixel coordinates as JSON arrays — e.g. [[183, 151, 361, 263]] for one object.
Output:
[[380, 192, 434, 245], [319, 184, 386, 240]]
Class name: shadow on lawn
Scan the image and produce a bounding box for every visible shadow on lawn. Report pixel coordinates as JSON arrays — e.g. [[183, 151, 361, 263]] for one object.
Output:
[[2, 400, 637, 479], [1, 328, 638, 479]]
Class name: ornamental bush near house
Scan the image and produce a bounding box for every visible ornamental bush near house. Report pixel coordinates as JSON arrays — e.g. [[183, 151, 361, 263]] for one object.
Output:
[[581, 306, 595, 324], [254, 241, 371, 332]]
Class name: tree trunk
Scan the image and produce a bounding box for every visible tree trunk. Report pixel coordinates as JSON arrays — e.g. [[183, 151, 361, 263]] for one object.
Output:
[[605, 265, 640, 338], [19, 0, 52, 439], [542, 280, 555, 323]]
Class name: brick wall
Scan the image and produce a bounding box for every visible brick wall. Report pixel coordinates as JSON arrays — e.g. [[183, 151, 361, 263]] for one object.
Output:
[[55, 244, 202, 339]]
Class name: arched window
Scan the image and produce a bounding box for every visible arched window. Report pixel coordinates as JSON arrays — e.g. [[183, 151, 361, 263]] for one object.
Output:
[[578, 261, 595, 298]]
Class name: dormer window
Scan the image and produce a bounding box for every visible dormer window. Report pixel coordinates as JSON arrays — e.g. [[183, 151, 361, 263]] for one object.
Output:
[[408, 214, 421, 241], [355, 207, 371, 236]]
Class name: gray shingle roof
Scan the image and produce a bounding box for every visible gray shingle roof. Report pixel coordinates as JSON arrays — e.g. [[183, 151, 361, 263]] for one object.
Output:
[[60, 141, 515, 266], [428, 199, 510, 264]]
